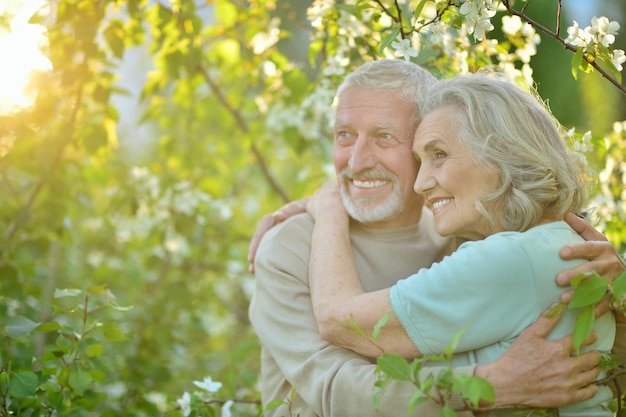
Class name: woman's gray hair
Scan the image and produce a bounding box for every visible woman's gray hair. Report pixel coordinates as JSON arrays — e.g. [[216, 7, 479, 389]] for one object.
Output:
[[421, 72, 588, 232], [335, 59, 438, 127]]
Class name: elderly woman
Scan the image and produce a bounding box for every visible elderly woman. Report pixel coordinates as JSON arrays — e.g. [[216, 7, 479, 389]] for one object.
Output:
[[306, 72, 615, 416]]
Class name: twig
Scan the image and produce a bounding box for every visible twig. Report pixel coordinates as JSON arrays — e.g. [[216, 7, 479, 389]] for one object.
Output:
[[197, 62, 290, 203], [501, 0, 626, 96], [1, 82, 84, 260]]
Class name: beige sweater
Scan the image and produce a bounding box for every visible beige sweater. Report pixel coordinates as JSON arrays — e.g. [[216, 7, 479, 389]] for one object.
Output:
[[249, 210, 469, 417]]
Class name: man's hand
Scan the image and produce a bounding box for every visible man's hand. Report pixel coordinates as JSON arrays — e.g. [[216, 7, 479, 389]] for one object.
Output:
[[475, 304, 602, 408], [247, 198, 309, 273], [557, 213, 626, 287]]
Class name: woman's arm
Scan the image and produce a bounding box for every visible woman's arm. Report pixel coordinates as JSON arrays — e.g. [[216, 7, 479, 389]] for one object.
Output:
[[307, 182, 421, 358]]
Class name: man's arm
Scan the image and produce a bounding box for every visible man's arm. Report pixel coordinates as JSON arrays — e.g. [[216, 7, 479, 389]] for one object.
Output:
[[475, 304, 603, 409], [249, 215, 467, 416]]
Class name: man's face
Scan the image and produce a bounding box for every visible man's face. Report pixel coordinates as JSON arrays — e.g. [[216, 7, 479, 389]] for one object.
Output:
[[332, 87, 424, 228]]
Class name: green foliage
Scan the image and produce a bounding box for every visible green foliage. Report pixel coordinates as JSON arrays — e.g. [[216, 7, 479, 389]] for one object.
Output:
[[375, 346, 496, 417]]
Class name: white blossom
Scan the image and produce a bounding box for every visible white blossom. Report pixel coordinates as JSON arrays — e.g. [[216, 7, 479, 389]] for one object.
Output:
[[250, 17, 281, 54], [565, 20, 593, 48], [502, 15, 522, 35], [459, 0, 496, 41], [611, 49, 626, 71], [589, 16, 620, 47], [222, 400, 234, 417], [176, 392, 192, 417], [193, 376, 222, 393], [307, 0, 335, 29], [390, 38, 418, 62], [572, 130, 593, 152]]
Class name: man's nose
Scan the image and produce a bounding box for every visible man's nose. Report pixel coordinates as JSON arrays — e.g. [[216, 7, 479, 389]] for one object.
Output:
[[348, 137, 376, 172]]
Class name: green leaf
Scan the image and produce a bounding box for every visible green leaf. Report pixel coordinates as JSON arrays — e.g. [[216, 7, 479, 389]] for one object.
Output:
[[611, 271, 626, 300], [408, 390, 429, 412], [454, 374, 495, 407], [8, 371, 38, 398], [87, 285, 107, 295], [263, 399, 285, 412], [568, 274, 608, 309], [572, 305, 595, 353], [4, 315, 40, 338], [571, 48, 584, 80], [413, 0, 429, 19], [36, 321, 62, 332], [54, 288, 82, 298], [85, 343, 104, 358], [377, 353, 411, 381], [372, 312, 390, 341], [103, 18, 126, 59], [379, 26, 401, 55], [68, 369, 93, 396], [100, 323, 127, 341], [444, 327, 466, 357], [438, 404, 457, 417]]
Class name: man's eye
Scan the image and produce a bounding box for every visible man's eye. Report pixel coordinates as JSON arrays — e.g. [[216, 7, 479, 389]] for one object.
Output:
[[434, 151, 447, 159], [377, 133, 398, 147], [335, 131, 355, 145]]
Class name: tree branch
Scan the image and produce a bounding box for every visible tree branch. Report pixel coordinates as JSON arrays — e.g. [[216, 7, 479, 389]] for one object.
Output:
[[1, 83, 84, 261], [197, 62, 290, 203], [501, 0, 626, 96]]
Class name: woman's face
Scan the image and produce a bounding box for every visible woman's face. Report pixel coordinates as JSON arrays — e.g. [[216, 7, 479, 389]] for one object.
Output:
[[412, 106, 501, 240]]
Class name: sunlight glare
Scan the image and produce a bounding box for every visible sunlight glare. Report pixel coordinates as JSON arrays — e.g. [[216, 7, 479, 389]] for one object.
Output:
[[0, 0, 51, 114]]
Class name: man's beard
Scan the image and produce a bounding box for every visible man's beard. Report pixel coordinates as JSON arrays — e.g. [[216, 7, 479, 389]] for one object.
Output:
[[338, 168, 404, 224]]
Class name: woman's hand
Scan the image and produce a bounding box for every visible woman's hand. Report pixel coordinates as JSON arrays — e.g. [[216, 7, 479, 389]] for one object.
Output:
[[247, 198, 309, 273], [306, 181, 345, 221]]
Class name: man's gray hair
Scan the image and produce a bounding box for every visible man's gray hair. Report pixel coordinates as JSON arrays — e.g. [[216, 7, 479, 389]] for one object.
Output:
[[336, 59, 438, 127]]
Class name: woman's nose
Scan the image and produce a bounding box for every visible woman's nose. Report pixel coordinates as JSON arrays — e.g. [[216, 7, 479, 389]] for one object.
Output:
[[414, 164, 435, 194]]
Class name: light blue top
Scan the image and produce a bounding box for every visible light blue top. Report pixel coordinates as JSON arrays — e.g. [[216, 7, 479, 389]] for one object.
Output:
[[390, 221, 615, 416]]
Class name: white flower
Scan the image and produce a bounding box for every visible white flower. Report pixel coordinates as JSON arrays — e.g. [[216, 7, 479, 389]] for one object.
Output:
[[459, 0, 496, 40], [611, 49, 626, 71], [565, 20, 592, 48], [502, 15, 522, 35], [250, 17, 281, 54], [572, 130, 592, 152], [222, 400, 234, 417], [590, 16, 619, 47], [390, 38, 418, 62], [193, 376, 222, 393], [176, 392, 192, 417]]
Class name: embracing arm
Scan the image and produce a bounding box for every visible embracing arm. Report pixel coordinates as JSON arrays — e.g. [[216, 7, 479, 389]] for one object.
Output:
[[557, 212, 625, 284], [247, 198, 309, 273], [474, 304, 602, 408], [308, 182, 421, 358], [250, 215, 470, 416]]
